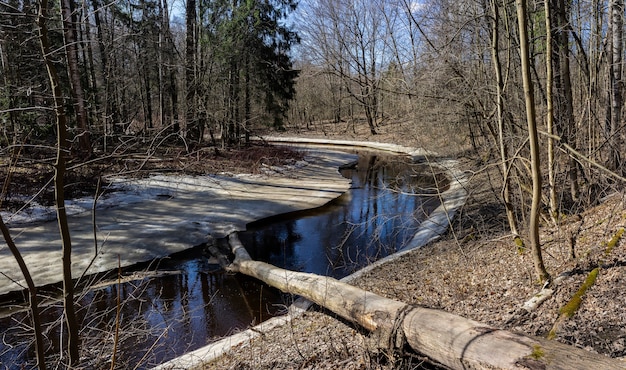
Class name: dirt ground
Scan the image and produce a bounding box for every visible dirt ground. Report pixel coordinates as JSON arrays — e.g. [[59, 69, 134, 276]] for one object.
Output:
[[2, 119, 626, 369]]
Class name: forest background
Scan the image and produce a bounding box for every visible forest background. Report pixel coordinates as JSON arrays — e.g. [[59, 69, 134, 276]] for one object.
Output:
[[1, 0, 626, 367]]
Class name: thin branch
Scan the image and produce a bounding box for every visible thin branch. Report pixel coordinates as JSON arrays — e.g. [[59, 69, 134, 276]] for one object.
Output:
[[538, 130, 626, 183]]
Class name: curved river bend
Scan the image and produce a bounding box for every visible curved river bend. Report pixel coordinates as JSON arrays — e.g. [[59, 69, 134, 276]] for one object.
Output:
[[0, 150, 447, 369]]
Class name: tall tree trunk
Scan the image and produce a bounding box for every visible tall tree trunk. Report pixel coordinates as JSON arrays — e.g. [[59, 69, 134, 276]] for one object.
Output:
[[61, 0, 91, 155], [144, 72, 154, 130], [185, 0, 198, 143], [609, 0, 623, 171], [555, 0, 579, 201], [244, 53, 251, 144], [0, 44, 17, 142], [140, 0, 154, 133], [170, 65, 179, 134], [489, 0, 521, 240], [157, 0, 164, 130], [545, 0, 558, 221], [91, 0, 112, 144], [37, 0, 81, 364], [81, 0, 99, 132], [516, 0, 551, 284], [232, 59, 240, 145], [161, 0, 179, 134], [225, 59, 240, 146]]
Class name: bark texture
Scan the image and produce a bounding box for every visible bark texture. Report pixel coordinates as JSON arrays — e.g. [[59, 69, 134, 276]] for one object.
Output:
[[516, 0, 550, 283]]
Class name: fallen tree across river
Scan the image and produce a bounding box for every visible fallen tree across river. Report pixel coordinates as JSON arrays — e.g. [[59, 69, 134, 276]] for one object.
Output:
[[226, 232, 623, 370]]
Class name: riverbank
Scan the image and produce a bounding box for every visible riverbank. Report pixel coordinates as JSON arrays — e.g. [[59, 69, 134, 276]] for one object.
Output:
[[152, 131, 626, 369], [3, 135, 465, 369], [3, 122, 626, 369], [152, 139, 468, 369]]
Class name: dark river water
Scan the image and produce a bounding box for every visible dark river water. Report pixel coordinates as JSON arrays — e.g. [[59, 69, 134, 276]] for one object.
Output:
[[0, 151, 446, 369]]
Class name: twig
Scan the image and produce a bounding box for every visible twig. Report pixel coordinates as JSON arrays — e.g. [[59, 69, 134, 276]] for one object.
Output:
[[110, 255, 121, 369], [92, 176, 101, 257]]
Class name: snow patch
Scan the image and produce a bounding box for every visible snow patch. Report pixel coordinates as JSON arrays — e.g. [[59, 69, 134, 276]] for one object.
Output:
[[1, 159, 311, 226]]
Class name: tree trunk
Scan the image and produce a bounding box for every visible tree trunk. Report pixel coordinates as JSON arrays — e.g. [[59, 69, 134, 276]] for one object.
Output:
[[555, 0, 579, 201], [61, 0, 91, 155], [185, 0, 198, 143], [489, 0, 520, 240], [161, 0, 179, 135], [91, 0, 113, 145], [609, 0, 623, 171], [0, 216, 46, 369], [515, 0, 550, 284], [545, 0, 558, 222], [244, 53, 251, 144], [38, 0, 81, 365], [80, 0, 99, 130], [227, 233, 621, 369]]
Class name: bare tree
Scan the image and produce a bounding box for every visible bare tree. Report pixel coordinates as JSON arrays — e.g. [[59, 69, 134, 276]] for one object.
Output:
[[608, 0, 623, 171], [515, 0, 550, 284], [37, 0, 81, 364], [488, 0, 522, 242], [552, 0, 580, 201], [185, 0, 199, 143], [544, 0, 558, 223], [61, 0, 91, 155], [299, 0, 396, 134]]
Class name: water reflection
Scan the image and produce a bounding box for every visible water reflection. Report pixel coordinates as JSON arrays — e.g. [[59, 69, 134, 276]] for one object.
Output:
[[0, 152, 444, 369], [241, 153, 444, 277]]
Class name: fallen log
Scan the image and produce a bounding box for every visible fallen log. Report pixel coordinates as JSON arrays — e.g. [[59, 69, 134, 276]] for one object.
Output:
[[227, 233, 623, 370]]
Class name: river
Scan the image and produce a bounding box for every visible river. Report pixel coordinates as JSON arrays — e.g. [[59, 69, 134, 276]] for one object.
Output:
[[0, 150, 446, 369]]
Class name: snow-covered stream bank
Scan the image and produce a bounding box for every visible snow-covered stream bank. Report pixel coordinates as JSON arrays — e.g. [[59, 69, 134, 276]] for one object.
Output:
[[0, 147, 354, 296]]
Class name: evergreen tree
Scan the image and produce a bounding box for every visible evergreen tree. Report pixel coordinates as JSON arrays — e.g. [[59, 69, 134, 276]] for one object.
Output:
[[210, 0, 299, 144]]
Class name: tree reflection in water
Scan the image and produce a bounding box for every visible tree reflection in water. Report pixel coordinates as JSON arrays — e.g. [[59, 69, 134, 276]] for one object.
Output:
[[241, 152, 445, 277]]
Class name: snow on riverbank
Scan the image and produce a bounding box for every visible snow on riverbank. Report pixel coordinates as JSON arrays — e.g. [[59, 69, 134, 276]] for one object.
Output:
[[1, 160, 311, 226], [0, 150, 353, 296]]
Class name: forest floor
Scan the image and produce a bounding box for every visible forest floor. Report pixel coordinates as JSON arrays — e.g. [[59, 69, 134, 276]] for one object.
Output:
[[2, 119, 626, 369]]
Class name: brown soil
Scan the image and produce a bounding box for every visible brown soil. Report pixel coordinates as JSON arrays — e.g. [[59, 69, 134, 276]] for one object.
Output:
[[2, 120, 626, 369]]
